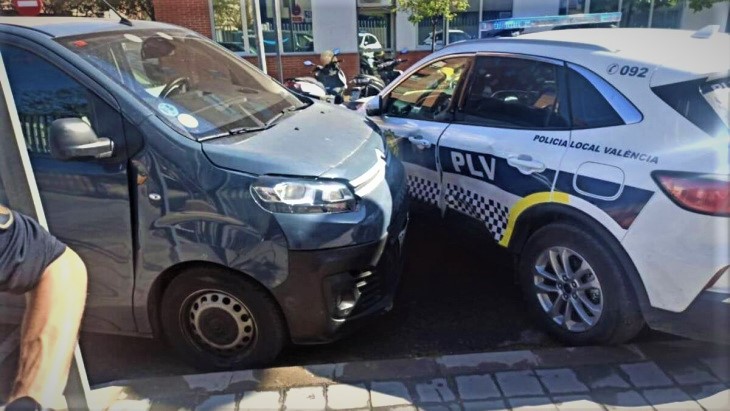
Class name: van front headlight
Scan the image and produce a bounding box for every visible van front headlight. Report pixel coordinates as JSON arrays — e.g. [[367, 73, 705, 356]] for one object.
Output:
[[251, 177, 358, 214]]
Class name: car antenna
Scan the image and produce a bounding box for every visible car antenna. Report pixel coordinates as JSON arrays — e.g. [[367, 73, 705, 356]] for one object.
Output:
[[100, 0, 133, 26]]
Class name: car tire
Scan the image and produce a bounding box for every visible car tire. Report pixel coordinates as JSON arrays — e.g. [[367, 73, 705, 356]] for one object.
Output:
[[160, 267, 286, 371], [518, 222, 644, 345]]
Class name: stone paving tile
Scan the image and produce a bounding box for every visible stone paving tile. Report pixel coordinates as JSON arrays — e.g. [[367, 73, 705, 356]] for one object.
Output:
[[535, 368, 589, 394], [507, 396, 558, 410], [551, 395, 604, 411], [370, 382, 413, 407], [455, 374, 501, 400], [494, 370, 544, 397], [237, 391, 282, 410], [461, 399, 509, 411], [373, 406, 416, 411], [436, 351, 539, 375], [183, 373, 232, 392], [574, 365, 630, 390], [336, 358, 440, 382], [642, 387, 703, 411], [619, 362, 673, 388], [592, 390, 653, 411], [194, 395, 236, 411], [684, 384, 730, 411], [283, 386, 326, 410], [327, 384, 370, 410], [658, 360, 719, 385], [700, 356, 730, 382], [536, 346, 646, 368], [414, 379, 456, 404]]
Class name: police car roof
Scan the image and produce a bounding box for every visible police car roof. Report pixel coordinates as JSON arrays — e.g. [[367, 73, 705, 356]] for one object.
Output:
[[0, 16, 179, 37], [442, 28, 729, 82]]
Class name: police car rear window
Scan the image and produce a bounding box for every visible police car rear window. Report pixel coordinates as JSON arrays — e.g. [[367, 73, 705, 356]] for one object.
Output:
[[567, 68, 623, 129], [652, 76, 729, 138]]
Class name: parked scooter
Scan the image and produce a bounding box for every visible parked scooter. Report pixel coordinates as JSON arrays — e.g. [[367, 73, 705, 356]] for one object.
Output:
[[284, 48, 347, 104], [348, 48, 408, 108]]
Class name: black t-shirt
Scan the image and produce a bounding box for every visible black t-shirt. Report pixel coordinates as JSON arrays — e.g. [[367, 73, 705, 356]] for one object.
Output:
[[0, 205, 67, 294]]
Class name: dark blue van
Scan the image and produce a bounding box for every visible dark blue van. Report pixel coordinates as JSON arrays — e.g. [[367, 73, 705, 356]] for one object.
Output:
[[0, 17, 408, 370]]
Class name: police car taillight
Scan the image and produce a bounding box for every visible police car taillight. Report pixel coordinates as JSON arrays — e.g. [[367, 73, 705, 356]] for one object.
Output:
[[653, 171, 730, 216]]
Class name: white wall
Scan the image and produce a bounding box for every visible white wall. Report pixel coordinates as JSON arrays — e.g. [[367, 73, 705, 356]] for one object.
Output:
[[395, 9, 418, 50], [680, 1, 730, 31], [312, 0, 358, 53], [512, 0, 559, 17]]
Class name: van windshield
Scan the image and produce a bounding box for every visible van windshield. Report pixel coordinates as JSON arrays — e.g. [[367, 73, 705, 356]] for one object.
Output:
[[58, 29, 305, 140]]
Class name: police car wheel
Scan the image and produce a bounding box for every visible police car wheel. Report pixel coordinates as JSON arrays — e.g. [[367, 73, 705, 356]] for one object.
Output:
[[160, 267, 286, 371], [519, 223, 644, 345]]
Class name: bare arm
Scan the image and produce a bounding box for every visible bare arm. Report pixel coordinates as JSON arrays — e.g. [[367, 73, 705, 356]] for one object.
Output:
[[9, 247, 87, 407]]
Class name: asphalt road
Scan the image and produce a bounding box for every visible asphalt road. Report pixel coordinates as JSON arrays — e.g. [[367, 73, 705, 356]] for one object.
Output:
[[1, 214, 669, 388]]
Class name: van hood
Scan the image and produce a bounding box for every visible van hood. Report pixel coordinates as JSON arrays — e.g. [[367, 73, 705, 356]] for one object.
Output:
[[202, 103, 384, 181]]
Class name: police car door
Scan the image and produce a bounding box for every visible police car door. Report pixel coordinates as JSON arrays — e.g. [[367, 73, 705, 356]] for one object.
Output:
[[438, 54, 571, 245], [376, 55, 472, 211]]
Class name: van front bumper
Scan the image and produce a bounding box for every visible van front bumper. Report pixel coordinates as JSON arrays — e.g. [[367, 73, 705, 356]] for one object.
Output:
[[271, 216, 408, 344], [645, 291, 730, 344]]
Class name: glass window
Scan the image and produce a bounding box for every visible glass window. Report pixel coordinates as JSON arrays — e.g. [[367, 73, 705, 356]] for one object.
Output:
[[280, 0, 314, 53], [358, 12, 392, 51], [386, 57, 470, 122], [458, 57, 570, 129], [482, 0, 513, 21], [448, 0, 480, 44], [58, 29, 304, 140], [213, 0, 247, 54], [560, 0, 586, 15], [0, 44, 93, 154], [589, 0, 620, 13], [568, 68, 623, 129], [418, 17, 445, 49]]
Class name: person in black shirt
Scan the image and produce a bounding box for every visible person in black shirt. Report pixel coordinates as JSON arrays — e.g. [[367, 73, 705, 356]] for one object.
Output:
[[1, 205, 87, 410]]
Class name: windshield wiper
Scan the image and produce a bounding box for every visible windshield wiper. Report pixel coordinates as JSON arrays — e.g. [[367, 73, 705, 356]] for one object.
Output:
[[198, 105, 308, 141]]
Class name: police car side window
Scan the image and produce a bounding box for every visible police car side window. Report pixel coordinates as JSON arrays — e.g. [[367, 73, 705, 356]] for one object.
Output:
[[457, 56, 570, 130], [567, 68, 623, 129], [0, 44, 93, 155], [386, 57, 469, 122]]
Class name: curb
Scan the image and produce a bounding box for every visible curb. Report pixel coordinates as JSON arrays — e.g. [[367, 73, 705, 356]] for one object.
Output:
[[96, 339, 725, 403]]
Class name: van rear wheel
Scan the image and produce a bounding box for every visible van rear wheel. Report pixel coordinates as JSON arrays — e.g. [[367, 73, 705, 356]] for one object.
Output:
[[518, 223, 644, 345], [160, 267, 286, 371]]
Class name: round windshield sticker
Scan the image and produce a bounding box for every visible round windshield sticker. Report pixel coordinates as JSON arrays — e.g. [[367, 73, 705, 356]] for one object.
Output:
[[124, 33, 143, 43], [158, 103, 179, 117], [177, 114, 199, 128]]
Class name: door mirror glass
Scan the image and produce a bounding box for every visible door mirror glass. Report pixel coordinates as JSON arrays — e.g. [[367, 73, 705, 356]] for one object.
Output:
[[50, 118, 114, 161], [400, 48, 409, 54], [303, 60, 314, 66], [365, 96, 382, 116]]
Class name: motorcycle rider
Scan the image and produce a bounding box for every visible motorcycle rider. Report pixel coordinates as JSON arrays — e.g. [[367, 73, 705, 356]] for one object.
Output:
[[315, 50, 346, 104]]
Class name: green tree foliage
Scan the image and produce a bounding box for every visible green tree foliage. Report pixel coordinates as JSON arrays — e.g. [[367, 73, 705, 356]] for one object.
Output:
[[396, 0, 469, 52], [212, 0, 242, 29], [40, 1, 154, 20], [687, 0, 727, 12]]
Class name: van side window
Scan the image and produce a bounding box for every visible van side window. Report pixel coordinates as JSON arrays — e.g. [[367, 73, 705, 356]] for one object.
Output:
[[0, 44, 94, 154], [567, 68, 624, 129], [457, 56, 570, 129]]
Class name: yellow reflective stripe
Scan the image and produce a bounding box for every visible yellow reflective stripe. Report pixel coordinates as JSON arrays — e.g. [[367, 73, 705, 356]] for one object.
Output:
[[498, 191, 570, 247]]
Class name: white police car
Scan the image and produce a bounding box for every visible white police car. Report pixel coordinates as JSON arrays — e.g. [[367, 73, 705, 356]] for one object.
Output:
[[363, 20, 730, 345]]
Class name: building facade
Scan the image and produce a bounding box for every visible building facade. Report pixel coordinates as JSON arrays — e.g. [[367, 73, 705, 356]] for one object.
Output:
[[151, 0, 729, 79]]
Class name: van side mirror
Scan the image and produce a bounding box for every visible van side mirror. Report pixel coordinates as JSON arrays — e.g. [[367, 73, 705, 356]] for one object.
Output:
[[365, 96, 383, 116], [50, 118, 114, 161]]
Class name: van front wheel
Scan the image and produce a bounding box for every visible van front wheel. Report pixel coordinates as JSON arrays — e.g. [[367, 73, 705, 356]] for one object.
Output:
[[160, 267, 286, 371]]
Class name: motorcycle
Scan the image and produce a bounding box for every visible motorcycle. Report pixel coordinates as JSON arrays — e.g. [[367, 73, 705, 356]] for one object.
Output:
[[347, 48, 408, 109], [284, 48, 347, 105]]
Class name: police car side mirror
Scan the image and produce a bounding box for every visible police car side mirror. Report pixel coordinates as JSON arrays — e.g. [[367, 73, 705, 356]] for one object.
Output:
[[50, 118, 114, 161], [365, 96, 383, 117]]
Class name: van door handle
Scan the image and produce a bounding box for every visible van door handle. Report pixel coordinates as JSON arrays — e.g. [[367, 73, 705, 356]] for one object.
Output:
[[407, 135, 431, 150], [507, 155, 545, 174]]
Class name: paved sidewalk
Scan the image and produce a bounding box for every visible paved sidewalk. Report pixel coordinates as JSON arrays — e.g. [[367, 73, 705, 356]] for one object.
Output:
[[95, 339, 729, 411]]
